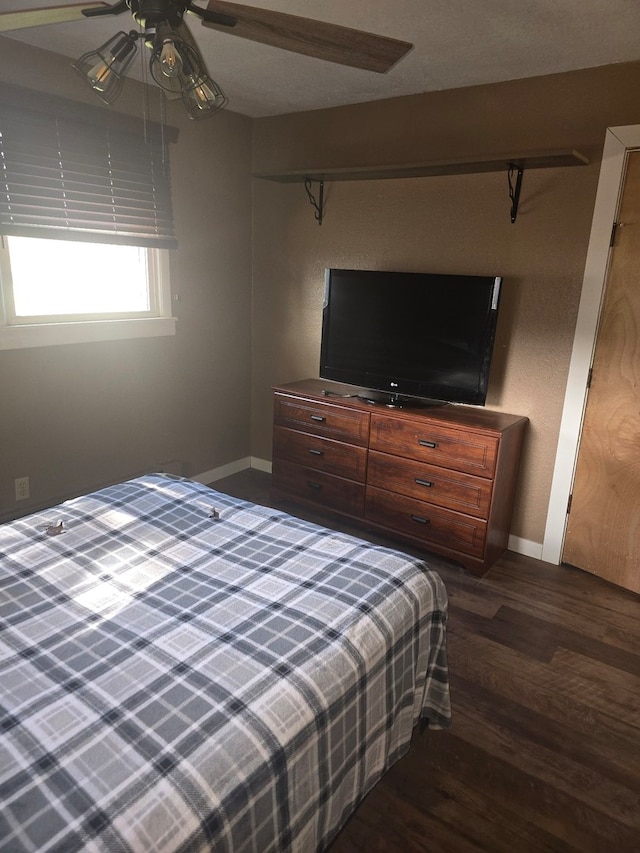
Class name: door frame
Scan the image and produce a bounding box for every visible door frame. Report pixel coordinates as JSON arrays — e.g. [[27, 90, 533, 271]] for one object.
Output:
[[542, 125, 640, 564]]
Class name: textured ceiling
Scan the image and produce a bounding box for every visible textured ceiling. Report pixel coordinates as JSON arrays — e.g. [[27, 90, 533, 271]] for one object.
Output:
[[2, 0, 640, 117]]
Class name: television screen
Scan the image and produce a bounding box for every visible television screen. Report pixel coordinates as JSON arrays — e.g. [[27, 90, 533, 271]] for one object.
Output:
[[319, 268, 502, 406]]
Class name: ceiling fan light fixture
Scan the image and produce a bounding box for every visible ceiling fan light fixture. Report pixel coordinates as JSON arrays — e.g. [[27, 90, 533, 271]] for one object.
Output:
[[181, 73, 227, 120], [149, 26, 204, 92], [73, 30, 138, 105]]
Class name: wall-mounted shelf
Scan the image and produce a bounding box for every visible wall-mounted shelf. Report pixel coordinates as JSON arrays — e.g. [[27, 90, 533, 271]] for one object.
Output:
[[254, 148, 589, 224]]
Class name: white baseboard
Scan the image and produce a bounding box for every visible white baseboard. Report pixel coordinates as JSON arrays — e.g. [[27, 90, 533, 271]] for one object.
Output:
[[194, 457, 272, 485], [193, 457, 252, 485], [250, 457, 272, 473], [508, 534, 543, 560]]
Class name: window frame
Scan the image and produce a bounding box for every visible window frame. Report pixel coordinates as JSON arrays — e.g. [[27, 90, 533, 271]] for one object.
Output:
[[0, 241, 175, 350]]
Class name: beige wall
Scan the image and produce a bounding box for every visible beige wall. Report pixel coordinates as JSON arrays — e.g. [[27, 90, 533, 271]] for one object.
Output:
[[0, 38, 253, 521], [250, 62, 640, 549], [3, 37, 640, 552]]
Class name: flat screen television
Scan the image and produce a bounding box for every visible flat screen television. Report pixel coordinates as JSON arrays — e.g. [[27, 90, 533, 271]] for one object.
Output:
[[319, 268, 503, 406]]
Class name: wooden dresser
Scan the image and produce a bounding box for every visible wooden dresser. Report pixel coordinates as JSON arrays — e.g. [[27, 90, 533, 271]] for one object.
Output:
[[271, 379, 528, 576]]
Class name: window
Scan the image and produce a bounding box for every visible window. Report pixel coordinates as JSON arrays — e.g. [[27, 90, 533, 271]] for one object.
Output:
[[5, 237, 151, 319], [0, 236, 173, 348], [0, 236, 174, 349], [0, 86, 178, 350]]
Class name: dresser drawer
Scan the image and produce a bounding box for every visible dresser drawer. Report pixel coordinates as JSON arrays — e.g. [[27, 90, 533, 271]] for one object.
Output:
[[272, 459, 365, 516], [273, 426, 367, 482], [368, 450, 492, 519], [274, 394, 370, 446], [366, 486, 487, 558], [370, 413, 499, 477]]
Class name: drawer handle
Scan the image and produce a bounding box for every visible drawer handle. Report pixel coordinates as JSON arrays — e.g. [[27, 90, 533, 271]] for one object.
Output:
[[410, 514, 430, 525], [414, 477, 433, 488], [418, 439, 438, 449], [308, 448, 324, 456], [307, 481, 322, 490], [310, 414, 326, 423]]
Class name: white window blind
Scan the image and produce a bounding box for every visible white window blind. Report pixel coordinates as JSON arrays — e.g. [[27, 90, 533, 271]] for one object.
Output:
[[0, 92, 178, 249]]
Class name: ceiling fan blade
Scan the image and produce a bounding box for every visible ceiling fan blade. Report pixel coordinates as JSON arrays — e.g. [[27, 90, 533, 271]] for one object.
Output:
[[0, 3, 109, 33], [202, 1, 412, 73], [176, 18, 207, 64]]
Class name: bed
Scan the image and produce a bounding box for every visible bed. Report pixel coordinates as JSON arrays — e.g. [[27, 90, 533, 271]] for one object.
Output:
[[0, 473, 450, 852]]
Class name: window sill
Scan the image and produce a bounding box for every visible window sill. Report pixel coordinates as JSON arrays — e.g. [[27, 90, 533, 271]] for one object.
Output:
[[0, 317, 177, 350]]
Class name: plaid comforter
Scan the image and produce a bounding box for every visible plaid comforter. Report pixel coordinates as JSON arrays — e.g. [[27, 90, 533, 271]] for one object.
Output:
[[0, 474, 450, 853]]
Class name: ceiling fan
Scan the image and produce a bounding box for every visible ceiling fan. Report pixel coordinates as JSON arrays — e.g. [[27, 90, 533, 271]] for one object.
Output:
[[0, 2, 414, 118]]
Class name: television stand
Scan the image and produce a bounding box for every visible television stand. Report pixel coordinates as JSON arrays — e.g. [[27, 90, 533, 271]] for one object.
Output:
[[271, 378, 528, 576]]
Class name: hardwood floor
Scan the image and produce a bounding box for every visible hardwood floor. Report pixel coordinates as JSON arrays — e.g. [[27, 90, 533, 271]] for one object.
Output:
[[213, 469, 640, 853]]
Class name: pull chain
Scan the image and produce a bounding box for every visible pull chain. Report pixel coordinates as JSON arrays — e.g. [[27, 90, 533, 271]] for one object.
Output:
[[138, 21, 150, 144]]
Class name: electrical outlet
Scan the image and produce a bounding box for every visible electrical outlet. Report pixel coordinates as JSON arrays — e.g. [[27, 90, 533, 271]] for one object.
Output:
[[15, 477, 29, 501]]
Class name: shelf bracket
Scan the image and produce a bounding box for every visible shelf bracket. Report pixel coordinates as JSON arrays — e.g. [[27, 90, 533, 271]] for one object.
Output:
[[304, 177, 324, 225], [508, 164, 524, 223]]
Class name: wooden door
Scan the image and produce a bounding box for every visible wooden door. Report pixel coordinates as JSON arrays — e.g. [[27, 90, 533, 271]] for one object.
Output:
[[562, 150, 640, 594]]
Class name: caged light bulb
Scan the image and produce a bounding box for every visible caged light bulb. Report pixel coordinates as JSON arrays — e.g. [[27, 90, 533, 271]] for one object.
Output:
[[87, 55, 115, 91], [181, 71, 227, 119], [159, 38, 182, 78], [188, 77, 215, 107], [74, 32, 138, 104]]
